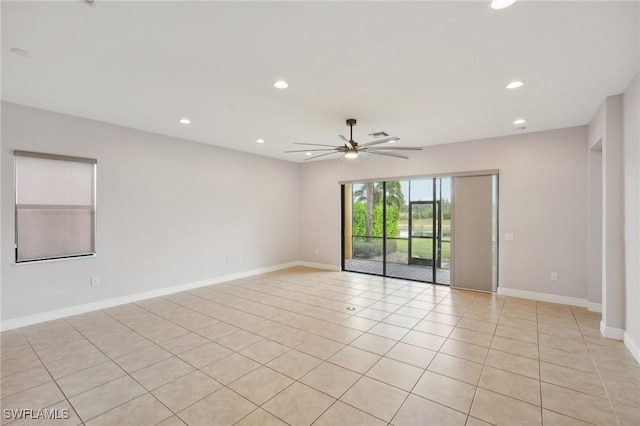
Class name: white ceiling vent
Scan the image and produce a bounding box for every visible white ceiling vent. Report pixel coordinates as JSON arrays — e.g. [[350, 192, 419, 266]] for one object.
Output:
[[369, 131, 389, 138]]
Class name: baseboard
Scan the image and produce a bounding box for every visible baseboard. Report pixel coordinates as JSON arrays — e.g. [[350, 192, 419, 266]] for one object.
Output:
[[600, 320, 625, 340], [588, 302, 602, 313], [0, 261, 303, 331], [497, 287, 588, 308], [297, 261, 341, 271], [623, 332, 640, 364]]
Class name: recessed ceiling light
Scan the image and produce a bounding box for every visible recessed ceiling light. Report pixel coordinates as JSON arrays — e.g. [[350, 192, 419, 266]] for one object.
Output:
[[10, 48, 30, 58], [305, 152, 312, 156], [256, 139, 265, 144], [179, 118, 191, 125], [513, 119, 526, 125], [490, 0, 517, 10], [506, 80, 524, 89], [273, 81, 289, 89]]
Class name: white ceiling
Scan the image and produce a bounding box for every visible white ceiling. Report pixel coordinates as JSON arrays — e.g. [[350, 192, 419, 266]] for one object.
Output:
[[2, 1, 638, 162]]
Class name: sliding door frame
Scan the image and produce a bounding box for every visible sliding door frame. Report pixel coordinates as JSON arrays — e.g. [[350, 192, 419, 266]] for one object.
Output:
[[382, 181, 387, 277], [340, 184, 346, 272], [341, 170, 499, 288]]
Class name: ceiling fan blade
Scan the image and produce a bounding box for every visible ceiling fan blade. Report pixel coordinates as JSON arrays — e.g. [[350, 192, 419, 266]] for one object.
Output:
[[366, 146, 423, 151], [293, 142, 339, 148], [338, 134, 353, 149], [360, 136, 400, 147], [368, 151, 410, 160], [359, 153, 377, 163], [304, 151, 342, 161], [337, 154, 346, 163], [285, 148, 337, 153]]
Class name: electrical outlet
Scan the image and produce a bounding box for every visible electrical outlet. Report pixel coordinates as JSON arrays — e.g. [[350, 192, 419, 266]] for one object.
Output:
[[551, 272, 558, 281], [91, 277, 100, 287]]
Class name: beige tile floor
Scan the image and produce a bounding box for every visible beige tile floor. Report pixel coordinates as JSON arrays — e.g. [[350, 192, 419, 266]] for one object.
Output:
[[1, 267, 639, 426]]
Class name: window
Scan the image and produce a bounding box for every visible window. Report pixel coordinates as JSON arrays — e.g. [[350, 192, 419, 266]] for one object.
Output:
[[15, 151, 96, 263]]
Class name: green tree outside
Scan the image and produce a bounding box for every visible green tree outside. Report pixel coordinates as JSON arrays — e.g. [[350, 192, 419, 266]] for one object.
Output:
[[352, 203, 399, 238], [353, 182, 405, 237]]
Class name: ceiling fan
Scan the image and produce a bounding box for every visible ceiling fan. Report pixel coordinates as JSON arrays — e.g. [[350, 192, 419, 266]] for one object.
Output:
[[285, 119, 423, 162]]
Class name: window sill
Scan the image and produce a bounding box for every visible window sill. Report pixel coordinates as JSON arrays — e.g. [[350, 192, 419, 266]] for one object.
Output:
[[14, 254, 96, 266]]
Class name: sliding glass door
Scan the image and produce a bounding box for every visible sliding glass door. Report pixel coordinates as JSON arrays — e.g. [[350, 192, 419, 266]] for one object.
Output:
[[343, 178, 451, 284], [384, 180, 409, 279], [345, 182, 384, 276]]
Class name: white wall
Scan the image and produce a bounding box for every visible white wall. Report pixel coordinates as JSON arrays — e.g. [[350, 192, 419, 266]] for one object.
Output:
[[299, 126, 589, 300], [1, 102, 301, 322], [623, 73, 640, 358]]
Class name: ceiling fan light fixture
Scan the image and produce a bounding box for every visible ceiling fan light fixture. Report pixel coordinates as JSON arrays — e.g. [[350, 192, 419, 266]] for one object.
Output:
[[273, 80, 288, 89], [506, 80, 524, 89], [490, 0, 517, 10], [345, 151, 358, 159]]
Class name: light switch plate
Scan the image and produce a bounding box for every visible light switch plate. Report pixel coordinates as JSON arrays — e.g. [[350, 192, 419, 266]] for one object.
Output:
[[505, 233, 514, 241]]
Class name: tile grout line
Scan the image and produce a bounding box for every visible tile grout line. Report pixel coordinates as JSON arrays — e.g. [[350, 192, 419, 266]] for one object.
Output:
[[536, 301, 544, 425], [14, 332, 85, 426], [401, 291, 504, 424], [62, 319, 177, 425], [67, 305, 274, 424], [570, 306, 623, 426], [3, 269, 629, 426], [535, 309, 627, 416], [302, 281, 457, 425], [159, 282, 368, 347], [216, 275, 386, 317], [163, 273, 407, 425], [465, 294, 506, 426], [267, 273, 436, 425], [371, 291, 478, 424]]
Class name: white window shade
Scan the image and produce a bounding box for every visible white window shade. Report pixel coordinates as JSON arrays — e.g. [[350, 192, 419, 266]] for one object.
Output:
[[15, 151, 96, 262], [16, 156, 94, 205]]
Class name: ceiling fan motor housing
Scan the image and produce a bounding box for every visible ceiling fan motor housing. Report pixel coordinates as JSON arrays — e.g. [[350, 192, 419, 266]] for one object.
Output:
[[346, 118, 357, 126]]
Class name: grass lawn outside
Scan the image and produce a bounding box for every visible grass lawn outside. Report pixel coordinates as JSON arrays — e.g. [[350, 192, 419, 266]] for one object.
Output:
[[393, 238, 451, 260], [397, 219, 451, 239]]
